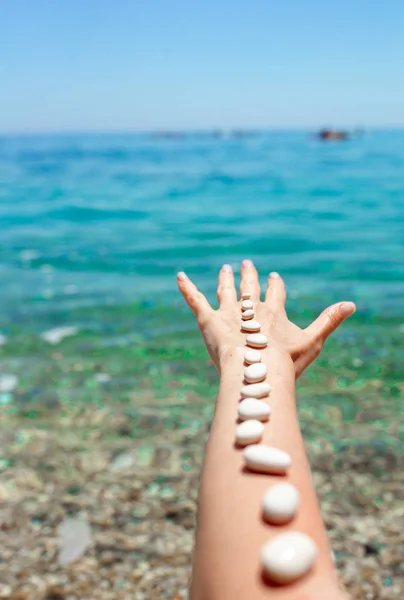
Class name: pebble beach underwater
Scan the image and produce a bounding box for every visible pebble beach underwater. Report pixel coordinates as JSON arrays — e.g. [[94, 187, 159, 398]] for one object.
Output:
[[0, 130, 404, 599]]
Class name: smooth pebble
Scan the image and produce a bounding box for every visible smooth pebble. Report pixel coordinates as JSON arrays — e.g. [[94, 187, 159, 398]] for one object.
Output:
[[238, 398, 271, 421], [95, 373, 112, 384], [260, 532, 317, 584], [40, 326, 78, 345], [235, 420, 264, 446], [246, 333, 268, 348], [241, 300, 254, 310], [110, 452, 134, 473], [244, 363, 267, 383], [240, 382, 271, 398], [58, 518, 92, 566], [241, 319, 261, 332], [262, 483, 300, 524], [241, 308, 255, 320], [0, 374, 18, 394], [241, 292, 251, 299], [243, 444, 291, 474], [245, 349, 262, 364]]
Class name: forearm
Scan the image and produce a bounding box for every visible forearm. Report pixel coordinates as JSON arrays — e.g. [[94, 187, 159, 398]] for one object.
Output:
[[191, 348, 342, 600]]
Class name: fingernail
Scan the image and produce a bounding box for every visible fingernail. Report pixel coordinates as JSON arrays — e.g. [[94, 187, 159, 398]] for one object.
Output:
[[340, 301, 356, 315], [177, 271, 188, 281], [222, 264, 232, 272], [270, 271, 280, 279], [242, 259, 253, 268]]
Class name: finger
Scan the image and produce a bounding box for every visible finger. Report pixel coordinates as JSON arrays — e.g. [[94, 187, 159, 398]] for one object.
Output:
[[265, 271, 286, 310], [239, 259, 260, 303], [177, 272, 212, 321], [305, 301, 356, 342], [217, 264, 237, 307]]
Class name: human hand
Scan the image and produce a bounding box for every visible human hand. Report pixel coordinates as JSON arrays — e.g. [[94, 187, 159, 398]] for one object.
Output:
[[177, 260, 355, 378]]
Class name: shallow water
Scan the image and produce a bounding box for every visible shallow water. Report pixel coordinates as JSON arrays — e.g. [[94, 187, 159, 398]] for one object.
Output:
[[1, 130, 404, 449]]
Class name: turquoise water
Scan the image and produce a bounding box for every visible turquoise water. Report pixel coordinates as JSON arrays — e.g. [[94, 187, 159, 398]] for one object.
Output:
[[1, 131, 404, 448]]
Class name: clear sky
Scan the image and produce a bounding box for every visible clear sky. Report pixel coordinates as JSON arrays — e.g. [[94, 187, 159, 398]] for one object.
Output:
[[1, 0, 404, 133]]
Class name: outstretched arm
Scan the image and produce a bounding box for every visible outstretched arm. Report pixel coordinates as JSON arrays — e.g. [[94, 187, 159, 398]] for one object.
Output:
[[177, 261, 355, 600]]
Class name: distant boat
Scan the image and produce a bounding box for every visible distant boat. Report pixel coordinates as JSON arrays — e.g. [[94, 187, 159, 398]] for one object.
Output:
[[316, 129, 350, 141]]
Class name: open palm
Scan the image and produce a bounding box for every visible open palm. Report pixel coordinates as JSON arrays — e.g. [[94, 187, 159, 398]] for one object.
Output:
[[177, 260, 355, 378]]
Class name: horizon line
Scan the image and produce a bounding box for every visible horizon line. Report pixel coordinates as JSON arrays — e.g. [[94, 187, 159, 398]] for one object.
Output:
[[1, 125, 404, 137]]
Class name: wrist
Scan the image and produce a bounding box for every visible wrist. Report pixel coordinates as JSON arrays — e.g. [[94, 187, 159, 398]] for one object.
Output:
[[218, 346, 246, 373], [218, 345, 295, 384]]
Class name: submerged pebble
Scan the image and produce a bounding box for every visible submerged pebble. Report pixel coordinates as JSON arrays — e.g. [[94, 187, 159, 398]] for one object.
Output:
[[238, 398, 271, 421], [240, 382, 271, 398], [95, 373, 112, 384], [262, 483, 299, 524], [110, 452, 134, 472], [241, 308, 255, 320], [244, 363, 267, 383], [246, 333, 268, 348], [243, 444, 291, 474], [260, 532, 317, 584], [40, 326, 78, 345], [0, 375, 18, 394], [245, 349, 262, 364], [241, 300, 254, 310], [241, 319, 261, 332], [235, 420, 264, 446], [57, 518, 92, 566]]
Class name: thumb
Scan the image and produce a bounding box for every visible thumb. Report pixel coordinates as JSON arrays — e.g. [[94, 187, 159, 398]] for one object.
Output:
[[305, 301, 356, 342], [177, 271, 212, 322]]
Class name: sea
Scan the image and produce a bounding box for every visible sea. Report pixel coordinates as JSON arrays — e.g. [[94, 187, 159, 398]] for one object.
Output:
[[1, 130, 404, 451]]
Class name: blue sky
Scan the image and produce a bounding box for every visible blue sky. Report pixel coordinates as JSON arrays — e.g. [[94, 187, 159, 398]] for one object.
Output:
[[1, 0, 404, 133]]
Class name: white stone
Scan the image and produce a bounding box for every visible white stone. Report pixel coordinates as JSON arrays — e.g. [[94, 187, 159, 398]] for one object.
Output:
[[110, 452, 134, 472], [238, 398, 271, 421], [241, 319, 261, 332], [241, 292, 251, 299], [243, 444, 291, 474], [241, 309, 255, 320], [244, 363, 267, 383], [95, 373, 111, 384], [0, 334, 6, 346], [241, 300, 254, 310], [260, 532, 317, 584], [262, 483, 300, 524], [245, 349, 262, 364], [58, 518, 92, 566], [240, 382, 271, 398], [235, 420, 264, 446], [40, 326, 78, 345], [246, 333, 268, 348], [0, 375, 18, 393]]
